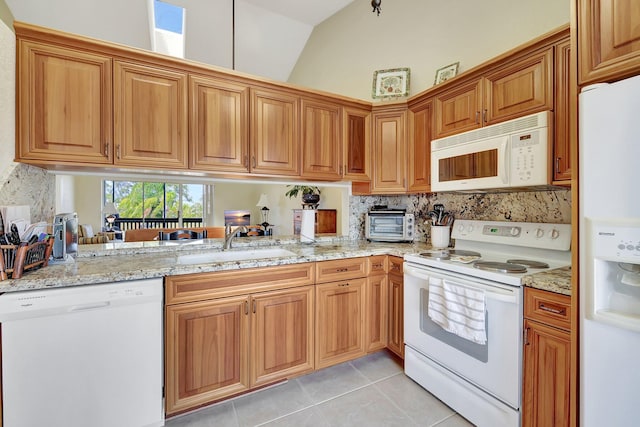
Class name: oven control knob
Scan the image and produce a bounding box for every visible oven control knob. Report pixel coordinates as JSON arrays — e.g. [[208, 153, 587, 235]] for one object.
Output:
[[458, 224, 465, 232], [510, 227, 520, 236], [467, 225, 474, 233], [549, 229, 560, 239], [535, 228, 545, 238]]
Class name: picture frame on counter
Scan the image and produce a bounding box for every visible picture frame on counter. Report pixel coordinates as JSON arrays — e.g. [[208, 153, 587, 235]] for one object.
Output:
[[434, 62, 459, 85], [372, 67, 410, 99]]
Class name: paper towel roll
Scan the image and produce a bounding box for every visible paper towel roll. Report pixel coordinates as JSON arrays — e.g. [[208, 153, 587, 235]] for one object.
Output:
[[300, 209, 315, 243]]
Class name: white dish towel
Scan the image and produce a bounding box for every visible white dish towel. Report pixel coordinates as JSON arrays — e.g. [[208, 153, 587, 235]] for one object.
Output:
[[428, 277, 487, 345]]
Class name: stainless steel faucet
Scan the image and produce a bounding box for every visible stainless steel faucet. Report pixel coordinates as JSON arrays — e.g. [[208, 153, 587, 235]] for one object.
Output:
[[224, 225, 248, 250]]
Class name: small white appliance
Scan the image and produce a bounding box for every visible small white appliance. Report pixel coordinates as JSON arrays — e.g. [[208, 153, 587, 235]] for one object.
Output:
[[52, 212, 78, 260], [404, 219, 571, 427], [431, 111, 552, 192], [579, 74, 640, 426], [0, 279, 165, 427], [365, 206, 415, 242]]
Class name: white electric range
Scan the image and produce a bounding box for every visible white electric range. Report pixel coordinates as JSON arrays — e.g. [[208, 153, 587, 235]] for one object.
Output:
[[403, 219, 571, 427]]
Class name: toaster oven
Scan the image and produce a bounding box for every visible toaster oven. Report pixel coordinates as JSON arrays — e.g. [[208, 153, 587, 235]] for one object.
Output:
[[365, 207, 415, 242]]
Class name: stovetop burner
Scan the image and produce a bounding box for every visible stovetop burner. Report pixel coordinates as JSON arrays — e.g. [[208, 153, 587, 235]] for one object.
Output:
[[419, 249, 481, 262], [473, 261, 528, 273], [506, 259, 550, 269]]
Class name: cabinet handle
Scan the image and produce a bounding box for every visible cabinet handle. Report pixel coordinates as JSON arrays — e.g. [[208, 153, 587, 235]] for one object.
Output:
[[104, 142, 109, 157], [555, 157, 561, 172], [524, 327, 530, 345], [373, 263, 383, 268], [391, 264, 400, 271], [335, 267, 349, 273], [116, 144, 121, 159], [244, 300, 249, 315], [338, 283, 350, 287], [475, 111, 480, 124], [539, 303, 566, 316], [483, 109, 487, 123], [244, 155, 249, 168], [343, 165, 347, 175], [252, 156, 257, 168], [252, 300, 257, 313]]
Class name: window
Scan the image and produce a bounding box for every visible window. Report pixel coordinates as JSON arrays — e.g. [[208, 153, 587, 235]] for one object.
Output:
[[149, 0, 186, 58], [104, 180, 204, 231]]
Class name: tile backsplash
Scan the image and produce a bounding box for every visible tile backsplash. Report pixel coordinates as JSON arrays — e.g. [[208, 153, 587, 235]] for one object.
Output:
[[349, 189, 571, 242]]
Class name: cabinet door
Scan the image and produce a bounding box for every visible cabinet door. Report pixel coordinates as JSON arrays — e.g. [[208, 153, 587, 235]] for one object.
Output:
[[17, 41, 112, 164], [366, 274, 388, 352], [301, 98, 342, 180], [522, 319, 570, 427], [250, 88, 299, 176], [434, 78, 483, 138], [189, 75, 249, 172], [554, 39, 572, 182], [387, 272, 404, 359], [315, 278, 367, 369], [165, 296, 249, 415], [578, 0, 640, 84], [484, 49, 553, 125], [343, 106, 372, 180], [251, 286, 314, 387], [114, 61, 188, 169], [372, 110, 407, 194], [408, 99, 433, 192]]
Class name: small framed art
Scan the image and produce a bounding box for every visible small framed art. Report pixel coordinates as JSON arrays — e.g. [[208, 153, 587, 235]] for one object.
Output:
[[372, 68, 410, 99], [434, 62, 459, 85]]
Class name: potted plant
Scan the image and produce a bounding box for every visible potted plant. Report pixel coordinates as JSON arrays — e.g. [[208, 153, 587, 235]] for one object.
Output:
[[284, 185, 321, 205]]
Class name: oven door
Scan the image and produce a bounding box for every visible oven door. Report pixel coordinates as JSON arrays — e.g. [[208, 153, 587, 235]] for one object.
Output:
[[431, 134, 509, 192], [366, 214, 405, 241], [404, 262, 522, 408]]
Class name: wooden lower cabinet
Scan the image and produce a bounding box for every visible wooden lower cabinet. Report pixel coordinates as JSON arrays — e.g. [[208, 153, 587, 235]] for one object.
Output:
[[165, 295, 250, 415], [315, 278, 367, 369], [251, 286, 315, 388], [387, 256, 404, 358], [365, 273, 388, 352], [522, 288, 571, 427]]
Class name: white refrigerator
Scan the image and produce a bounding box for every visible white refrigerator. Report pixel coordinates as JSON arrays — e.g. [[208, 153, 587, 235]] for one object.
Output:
[[579, 74, 640, 426]]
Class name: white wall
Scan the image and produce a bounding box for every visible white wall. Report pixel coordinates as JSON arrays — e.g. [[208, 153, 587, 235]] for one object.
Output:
[[289, 0, 570, 100]]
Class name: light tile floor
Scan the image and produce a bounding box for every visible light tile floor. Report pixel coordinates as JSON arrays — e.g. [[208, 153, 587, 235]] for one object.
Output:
[[165, 351, 475, 427]]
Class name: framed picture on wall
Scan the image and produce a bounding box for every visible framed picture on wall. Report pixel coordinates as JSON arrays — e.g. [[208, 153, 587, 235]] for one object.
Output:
[[372, 67, 410, 99], [434, 62, 460, 85]]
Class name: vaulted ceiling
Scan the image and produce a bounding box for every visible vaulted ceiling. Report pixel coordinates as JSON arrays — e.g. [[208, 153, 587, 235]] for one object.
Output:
[[5, 0, 356, 81]]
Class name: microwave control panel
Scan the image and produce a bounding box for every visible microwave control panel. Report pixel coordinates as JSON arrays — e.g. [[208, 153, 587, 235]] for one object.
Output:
[[510, 129, 548, 186]]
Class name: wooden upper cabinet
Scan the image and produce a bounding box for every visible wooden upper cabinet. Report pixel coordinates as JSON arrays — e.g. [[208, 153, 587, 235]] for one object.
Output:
[[484, 48, 553, 125], [250, 88, 300, 176], [16, 40, 113, 164], [342, 106, 372, 181], [435, 48, 553, 139], [371, 108, 407, 194], [554, 38, 572, 182], [114, 61, 188, 169], [408, 98, 433, 193], [301, 98, 342, 180], [578, 0, 640, 84], [189, 75, 249, 172], [435, 78, 483, 138]]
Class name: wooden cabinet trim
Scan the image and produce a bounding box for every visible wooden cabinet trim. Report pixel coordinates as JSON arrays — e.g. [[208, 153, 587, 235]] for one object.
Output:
[[367, 255, 388, 275], [165, 263, 315, 305]]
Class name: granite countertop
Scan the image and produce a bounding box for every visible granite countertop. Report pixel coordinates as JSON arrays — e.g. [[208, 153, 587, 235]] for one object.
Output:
[[0, 236, 428, 293], [0, 236, 573, 296], [522, 265, 572, 296]]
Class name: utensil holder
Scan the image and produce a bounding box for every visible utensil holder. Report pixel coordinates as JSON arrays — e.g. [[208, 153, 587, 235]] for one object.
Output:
[[0, 237, 54, 281], [431, 225, 451, 249]]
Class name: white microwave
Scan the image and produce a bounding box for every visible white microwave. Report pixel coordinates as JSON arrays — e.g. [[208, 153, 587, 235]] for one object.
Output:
[[431, 111, 552, 192]]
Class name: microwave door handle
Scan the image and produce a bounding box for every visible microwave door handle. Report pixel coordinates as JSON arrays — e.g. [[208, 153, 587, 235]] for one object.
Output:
[[498, 138, 509, 184]]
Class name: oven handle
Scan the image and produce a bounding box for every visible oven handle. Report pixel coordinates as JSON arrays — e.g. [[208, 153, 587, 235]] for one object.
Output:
[[404, 265, 518, 304]]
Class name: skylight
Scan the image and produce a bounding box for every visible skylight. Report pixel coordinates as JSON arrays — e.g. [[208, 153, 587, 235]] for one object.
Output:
[[149, 0, 186, 58]]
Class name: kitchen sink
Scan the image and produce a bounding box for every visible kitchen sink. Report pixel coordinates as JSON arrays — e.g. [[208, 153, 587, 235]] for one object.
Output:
[[176, 248, 297, 265]]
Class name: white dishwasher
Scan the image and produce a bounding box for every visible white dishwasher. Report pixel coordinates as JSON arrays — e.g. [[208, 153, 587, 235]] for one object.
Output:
[[0, 279, 164, 427]]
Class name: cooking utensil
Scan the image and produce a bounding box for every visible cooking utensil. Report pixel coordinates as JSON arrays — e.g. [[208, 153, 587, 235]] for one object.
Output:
[[433, 204, 445, 224], [8, 224, 21, 245]]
